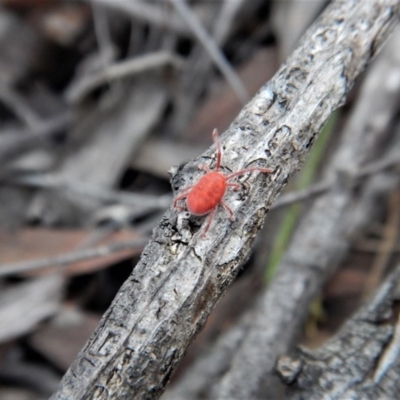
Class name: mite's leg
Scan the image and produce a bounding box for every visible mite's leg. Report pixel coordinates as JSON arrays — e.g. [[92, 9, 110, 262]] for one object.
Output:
[[226, 182, 241, 191], [221, 200, 235, 221], [203, 207, 217, 238], [212, 128, 223, 171], [173, 186, 193, 211], [226, 167, 273, 181]]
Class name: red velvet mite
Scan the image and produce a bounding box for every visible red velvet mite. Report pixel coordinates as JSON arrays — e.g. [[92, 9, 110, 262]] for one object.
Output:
[[173, 128, 273, 237]]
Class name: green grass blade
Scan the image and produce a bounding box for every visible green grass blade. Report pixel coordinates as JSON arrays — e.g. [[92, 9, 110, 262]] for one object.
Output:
[[265, 111, 338, 283]]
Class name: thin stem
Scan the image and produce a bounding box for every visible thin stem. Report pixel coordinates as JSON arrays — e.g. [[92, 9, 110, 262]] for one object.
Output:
[[0, 238, 149, 278], [265, 111, 337, 283], [169, 0, 249, 103]]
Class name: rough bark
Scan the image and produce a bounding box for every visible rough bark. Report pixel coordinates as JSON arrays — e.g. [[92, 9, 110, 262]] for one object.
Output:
[[50, 1, 400, 399], [277, 263, 400, 400]]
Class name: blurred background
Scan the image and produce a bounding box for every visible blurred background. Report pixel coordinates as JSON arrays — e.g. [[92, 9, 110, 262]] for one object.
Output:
[[0, 1, 399, 399]]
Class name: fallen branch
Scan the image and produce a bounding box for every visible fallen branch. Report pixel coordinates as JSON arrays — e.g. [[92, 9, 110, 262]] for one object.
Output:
[[50, 1, 400, 399], [0, 83, 42, 128], [271, 151, 400, 210], [90, 0, 191, 36], [169, 0, 249, 102], [277, 262, 400, 399], [0, 237, 149, 278], [9, 173, 172, 210], [0, 112, 72, 170], [66, 51, 185, 103]]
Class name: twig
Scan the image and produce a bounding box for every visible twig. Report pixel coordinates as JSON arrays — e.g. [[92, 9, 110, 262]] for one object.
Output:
[[44, 78, 169, 213], [89, 0, 188, 35], [275, 264, 400, 399], [0, 111, 72, 136], [92, 1, 115, 67], [66, 51, 184, 103], [357, 152, 400, 178], [0, 237, 149, 278], [363, 189, 400, 296], [0, 84, 42, 128], [272, 150, 400, 210], [373, 309, 400, 383], [0, 112, 72, 169], [354, 238, 400, 253], [213, 0, 245, 44], [169, 0, 249, 103], [7, 173, 172, 210]]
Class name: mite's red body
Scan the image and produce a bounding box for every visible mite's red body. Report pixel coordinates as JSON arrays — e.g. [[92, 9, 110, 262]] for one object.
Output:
[[173, 129, 272, 237], [186, 172, 226, 215]]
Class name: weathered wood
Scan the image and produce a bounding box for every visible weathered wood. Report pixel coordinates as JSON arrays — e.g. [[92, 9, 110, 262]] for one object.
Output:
[[278, 262, 400, 400], [50, 1, 400, 399]]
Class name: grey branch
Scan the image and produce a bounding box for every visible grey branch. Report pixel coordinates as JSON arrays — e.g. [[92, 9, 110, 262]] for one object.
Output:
[[66, 51, 185, 103], [89, 0, 191, 36], [0, 83, 42, 128], [277, 263, 400, 399], [50, 1, 400, 399], [9, 173, 172, 211], [271, 151, 400, 211], [169, 0, 249, 103], [0, 238, 149, 278], [0, 112, 72, 170]]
